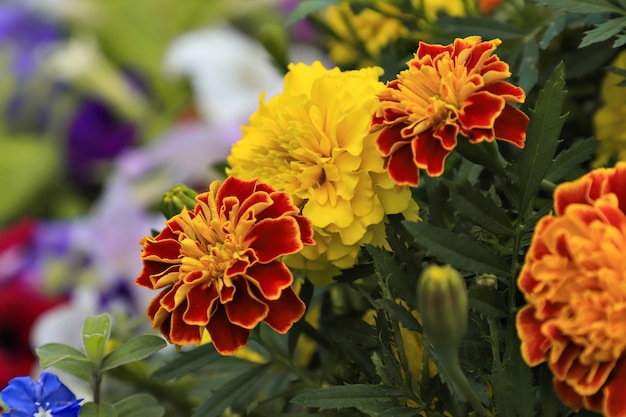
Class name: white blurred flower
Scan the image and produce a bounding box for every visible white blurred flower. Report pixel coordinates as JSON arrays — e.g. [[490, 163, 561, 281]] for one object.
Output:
[[163, 23, 285, 125]]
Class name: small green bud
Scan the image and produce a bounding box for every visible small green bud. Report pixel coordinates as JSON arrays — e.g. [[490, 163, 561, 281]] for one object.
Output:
[[417, 264, 468, 347], [160, 184, 199, 219], [475, 273, 498, 288]]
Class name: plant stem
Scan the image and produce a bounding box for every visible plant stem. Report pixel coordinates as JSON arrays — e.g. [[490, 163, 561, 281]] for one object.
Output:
[[436, 345, 489, 417], [487, 317, 501, 365]]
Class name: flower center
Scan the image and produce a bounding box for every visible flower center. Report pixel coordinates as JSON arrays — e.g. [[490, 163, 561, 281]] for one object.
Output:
[[33, 404, 52, 417]]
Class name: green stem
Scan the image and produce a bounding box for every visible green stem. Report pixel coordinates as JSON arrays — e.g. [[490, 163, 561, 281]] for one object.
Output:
[[436, 345, 489, 417], [92, 371, 102, 404], [487, 318, 501, 365], [540, 178, 557, 194]]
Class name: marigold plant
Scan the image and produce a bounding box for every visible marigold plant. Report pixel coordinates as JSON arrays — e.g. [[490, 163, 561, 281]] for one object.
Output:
[[136, 176, 314, 355], [227, 61, 418, 283], [371, 36, 529, 186], [517, 162, 626, 417]]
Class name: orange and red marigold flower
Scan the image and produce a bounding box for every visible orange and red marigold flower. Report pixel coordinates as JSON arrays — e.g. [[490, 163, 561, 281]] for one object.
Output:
[[517, 162, 626, 417], [136, 176, 314, 355], [370, 36, 529, 186]]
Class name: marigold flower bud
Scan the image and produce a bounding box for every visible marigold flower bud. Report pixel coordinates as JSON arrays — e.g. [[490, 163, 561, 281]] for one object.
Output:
[[160, 184, 199, 219], [417, 264, 468, 347]]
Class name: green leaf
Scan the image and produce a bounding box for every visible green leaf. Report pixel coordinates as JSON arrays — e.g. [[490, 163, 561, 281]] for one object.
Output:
[[374, 299, 423, 332], [513, 62, 567, 221], [101, 335, 166, 372], [191, 363, 271, 417], [79, 402, 118, 417], [36, 343, 89, 368], [580, 16, 626, 47], [378, 407, 424, 417], [545, 137, 597, 182], [468, 286, 508, 318], [535, 0, 624, 14], [402, 221, 510, 276], [291, 384, 408, 412], [436, 17, 528, 39], [449, 181, 514, 236], [491, 336, 536, 417], [540, 14, 567, 49], [113, 394, 164, 417], [518, 40, 540, 93], [36, 343, 94, 384], [286, 0, 340, 26], [82, 314, 112, 366], [152, 343, 221, 381]]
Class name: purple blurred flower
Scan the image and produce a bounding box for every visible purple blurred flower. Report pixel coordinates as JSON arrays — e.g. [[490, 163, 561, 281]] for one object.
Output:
[[66, 97, 138, 184], [0, 2, 63, 80]]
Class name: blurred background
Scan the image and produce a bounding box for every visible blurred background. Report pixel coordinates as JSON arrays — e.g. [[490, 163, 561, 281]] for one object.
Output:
[[0, 0, 328, 389]]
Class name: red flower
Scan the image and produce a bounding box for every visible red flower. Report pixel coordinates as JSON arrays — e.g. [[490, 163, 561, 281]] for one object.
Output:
[[0, 219, 65, 388], [136, 177, 314, 355], [517, 162, 626, 417], [371, 36, 529, 186]]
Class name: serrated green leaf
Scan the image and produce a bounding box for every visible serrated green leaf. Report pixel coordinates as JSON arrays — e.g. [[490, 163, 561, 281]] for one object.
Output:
[[402, 221, 510, 276], [286, 0, 340, 26], [191, 363, 271, 417], [580, 16, 626, 48], [79, 402, 118, 417], [113, 394, 164, 417], [152, 343, 221, 381], [450, 181, 514, 236], [378, 407, 424, 417], [513, 62, 567, 221], [101, 335, 166, 372], [82, 314, 112, 366], [291, 384, 408, 411], [535, 0, 624, 14], [545, 137, 597, 182], [374, 299, 422, 332], [540, 14, 566, 49], [614, 32, 626, 47]]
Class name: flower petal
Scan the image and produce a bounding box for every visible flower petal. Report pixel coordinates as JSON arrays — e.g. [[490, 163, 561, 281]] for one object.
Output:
[[206, 305, 251, 355], [224, 279, 269, 329], [262, 286, 306, 333]]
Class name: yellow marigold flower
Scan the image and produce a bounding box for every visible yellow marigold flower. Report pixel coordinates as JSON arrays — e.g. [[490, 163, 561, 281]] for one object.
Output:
[[593, 51, 626, 167], [321, 2, 411, 68], [517, 162, 626, 417], [227, 61, 418, 284]]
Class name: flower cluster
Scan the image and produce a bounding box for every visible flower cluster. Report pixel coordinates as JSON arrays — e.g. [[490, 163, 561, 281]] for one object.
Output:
[[227, 61, 418, 283], [517, 162, 626, 417]]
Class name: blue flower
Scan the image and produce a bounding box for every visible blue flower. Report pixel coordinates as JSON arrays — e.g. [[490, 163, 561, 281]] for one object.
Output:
[[0, 372, 81, 417]]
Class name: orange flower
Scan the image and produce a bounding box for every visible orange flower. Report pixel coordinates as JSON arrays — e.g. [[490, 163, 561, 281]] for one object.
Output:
[[136, 177, 314, 355], [371, 36, 528, 186], [517, 162, 626, 417], [479, 0, 503, 14]]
